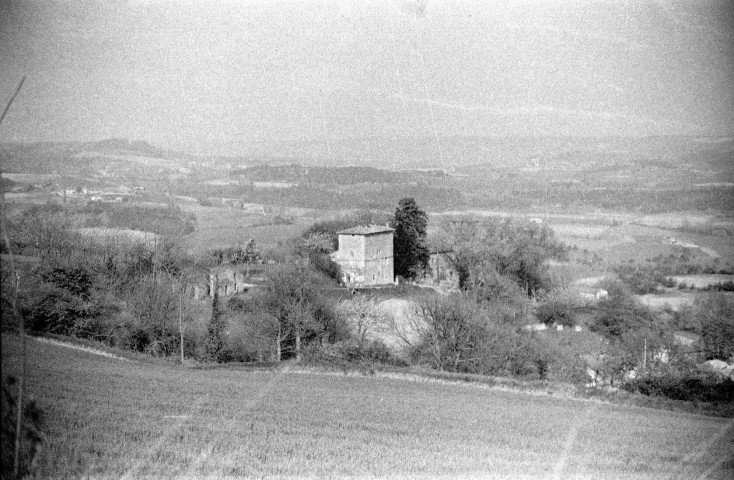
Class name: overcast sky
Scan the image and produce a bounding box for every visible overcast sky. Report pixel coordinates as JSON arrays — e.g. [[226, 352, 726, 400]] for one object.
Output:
[[1, 0, 733, 155]]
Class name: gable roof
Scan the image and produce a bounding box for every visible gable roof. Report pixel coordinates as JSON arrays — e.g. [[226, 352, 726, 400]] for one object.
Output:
[[337, 225, 394, 236]]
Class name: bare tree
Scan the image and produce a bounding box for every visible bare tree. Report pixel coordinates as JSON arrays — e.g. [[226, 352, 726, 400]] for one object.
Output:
[[410, 295, 484, 372], [336, 295, 390, 350], [263, 264, 335, 361]]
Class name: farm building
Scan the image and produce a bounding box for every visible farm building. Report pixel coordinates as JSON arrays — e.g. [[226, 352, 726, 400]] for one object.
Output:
[[332, 225, 395, 287]]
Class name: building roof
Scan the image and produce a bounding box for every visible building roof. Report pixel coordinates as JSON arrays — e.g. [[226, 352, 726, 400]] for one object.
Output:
[[337, 225, 394, 236]]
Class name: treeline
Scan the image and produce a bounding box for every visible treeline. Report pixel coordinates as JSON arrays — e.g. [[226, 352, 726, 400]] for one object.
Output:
[[230, 164, 445, 185], [2, 204, 195, 252], [179, 182, 464, 212], [468, 185, 734, 213], [180, 175, 734, 215]]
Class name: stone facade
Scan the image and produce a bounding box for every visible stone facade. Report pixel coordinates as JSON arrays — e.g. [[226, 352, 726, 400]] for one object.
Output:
[[332, 225, 395, 287]]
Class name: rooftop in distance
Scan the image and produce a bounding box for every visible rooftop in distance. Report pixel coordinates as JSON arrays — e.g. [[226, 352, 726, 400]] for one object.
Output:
[[337, 225, 394, 236]]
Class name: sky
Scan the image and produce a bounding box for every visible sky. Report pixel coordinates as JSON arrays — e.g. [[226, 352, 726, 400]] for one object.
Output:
[[1, 0, 733, 155]]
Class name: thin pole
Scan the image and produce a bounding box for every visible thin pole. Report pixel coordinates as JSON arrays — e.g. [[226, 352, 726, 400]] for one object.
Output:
[[2, 185, 27, 479], [1, 76, 27, 479], [13, 272, 27, 479], [0, 76, 25, 126]]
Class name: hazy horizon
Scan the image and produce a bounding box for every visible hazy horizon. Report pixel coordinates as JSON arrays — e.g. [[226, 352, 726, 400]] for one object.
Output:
[[2, 0, 733, 157]]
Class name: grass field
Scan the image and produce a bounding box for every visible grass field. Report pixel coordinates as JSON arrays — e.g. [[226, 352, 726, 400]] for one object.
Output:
[[2, 335, 732, 479]]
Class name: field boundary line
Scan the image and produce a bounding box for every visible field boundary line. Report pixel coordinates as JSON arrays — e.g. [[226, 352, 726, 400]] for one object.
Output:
[[32, 337, 131, 361]]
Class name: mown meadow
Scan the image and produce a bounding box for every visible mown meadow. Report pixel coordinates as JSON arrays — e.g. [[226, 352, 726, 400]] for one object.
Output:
[[2, 334, 732, 479]]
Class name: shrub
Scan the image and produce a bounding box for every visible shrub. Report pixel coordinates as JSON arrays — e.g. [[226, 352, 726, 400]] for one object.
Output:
[[472, 324, 552, 379], [589, 281, 664, 343], [535, 298, 576, 327], [218, 312, 279, 363], [408, 295, 552, 379], [612, 263, 662, 294], [40, 265, 94, 299], [328, 339, 405, 366], [623, 369, 734, 403], [591, 295, 656, 339], [660, 277, 676, 288], [533, 334, 594, 385], [712, 281, 734, 292], [24, 286, 97, 336], [696, 293, 734, 360], [596, 278, 630, 299], [671, 305, 700, 333], [303, 339, 407, 368]]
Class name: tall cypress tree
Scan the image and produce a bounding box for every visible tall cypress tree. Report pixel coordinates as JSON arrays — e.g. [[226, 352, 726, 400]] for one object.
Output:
[[391, 198, 430, 280], [205, 285, 225, 362]]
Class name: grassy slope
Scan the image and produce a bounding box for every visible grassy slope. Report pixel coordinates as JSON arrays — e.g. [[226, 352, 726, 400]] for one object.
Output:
[[2, 335, 732, 479]]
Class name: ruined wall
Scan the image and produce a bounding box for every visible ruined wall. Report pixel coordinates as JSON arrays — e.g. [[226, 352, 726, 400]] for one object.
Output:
[[201, 266, 259, 298]]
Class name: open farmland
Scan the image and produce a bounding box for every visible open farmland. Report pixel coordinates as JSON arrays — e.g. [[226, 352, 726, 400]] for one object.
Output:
[[179, 204, 306, 255], [2, 335, 732, 479]]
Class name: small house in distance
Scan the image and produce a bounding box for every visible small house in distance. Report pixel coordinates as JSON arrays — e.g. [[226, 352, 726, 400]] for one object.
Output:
[[332, 225, 395, 287]]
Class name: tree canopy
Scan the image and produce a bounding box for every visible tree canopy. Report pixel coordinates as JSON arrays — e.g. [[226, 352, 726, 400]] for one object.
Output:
[[436, 217, 567, 297]]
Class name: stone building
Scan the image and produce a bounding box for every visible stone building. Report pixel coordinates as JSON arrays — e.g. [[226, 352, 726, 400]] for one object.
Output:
[[332, 225, 395, 287]]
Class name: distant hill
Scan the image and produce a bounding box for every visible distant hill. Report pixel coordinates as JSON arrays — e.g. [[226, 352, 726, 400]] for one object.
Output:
[[0, 138, 189, 174], [234, 135, 734, 171], [84, 138, 164, 157]]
